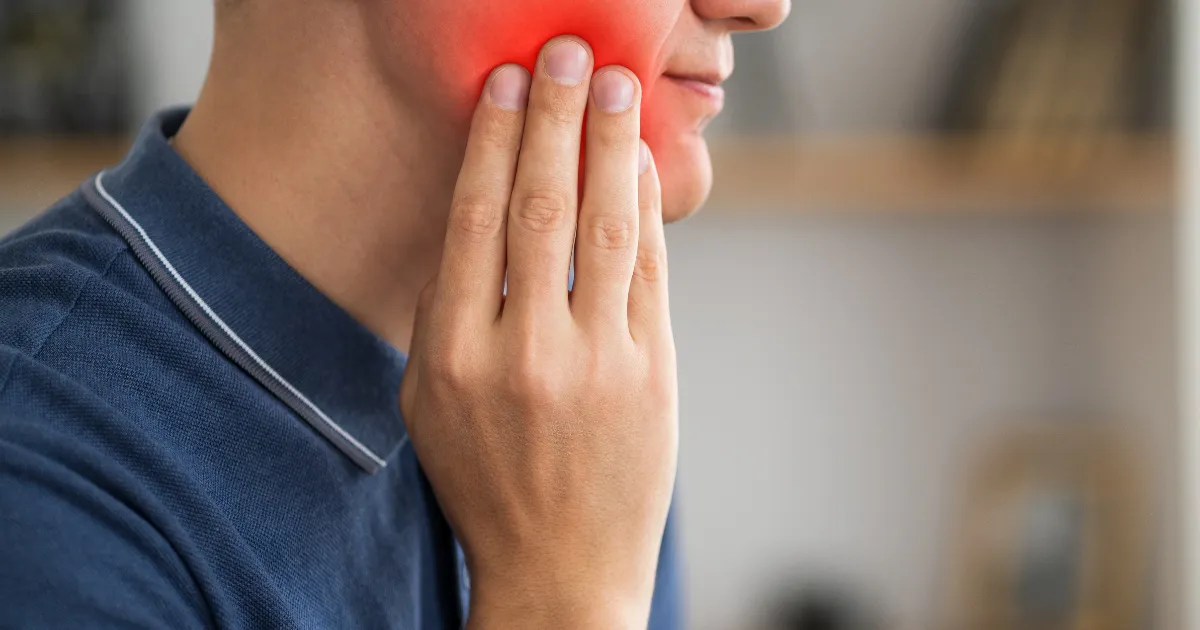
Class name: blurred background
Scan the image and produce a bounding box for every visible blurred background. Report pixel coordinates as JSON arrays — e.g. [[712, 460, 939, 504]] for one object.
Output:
[[0, 1, 1185, 629]]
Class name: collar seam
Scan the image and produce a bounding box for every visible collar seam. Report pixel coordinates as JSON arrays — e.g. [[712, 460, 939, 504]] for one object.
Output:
[[82, 173, 389, 474]]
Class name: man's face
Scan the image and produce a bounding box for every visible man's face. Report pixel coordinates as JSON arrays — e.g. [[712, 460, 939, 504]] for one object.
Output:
[[374, 0, 789, 222]]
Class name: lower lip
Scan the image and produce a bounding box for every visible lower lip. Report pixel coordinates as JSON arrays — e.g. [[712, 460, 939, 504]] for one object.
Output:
[[664, 76, 726, 110]]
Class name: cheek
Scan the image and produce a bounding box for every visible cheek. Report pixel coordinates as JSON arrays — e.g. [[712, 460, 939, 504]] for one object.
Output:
[[389, 1, 705, 217], [406, 1, 683, 125]]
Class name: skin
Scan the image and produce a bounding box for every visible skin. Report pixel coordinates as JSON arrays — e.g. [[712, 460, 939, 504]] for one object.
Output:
[[176, 1, 788, 626]]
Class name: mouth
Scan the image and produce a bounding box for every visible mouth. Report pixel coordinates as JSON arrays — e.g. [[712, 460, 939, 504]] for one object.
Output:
[[662, 72, 727, 108]]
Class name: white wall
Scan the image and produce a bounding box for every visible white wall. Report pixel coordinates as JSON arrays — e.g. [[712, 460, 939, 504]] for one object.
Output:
[[668, 210, 1177, 630], [670, 213, 1070, 629], [1177, 0, 1198, 627], [122, 0, 213, 123], [765, 0, 973, 132], [1073, 212, 1179, 630]]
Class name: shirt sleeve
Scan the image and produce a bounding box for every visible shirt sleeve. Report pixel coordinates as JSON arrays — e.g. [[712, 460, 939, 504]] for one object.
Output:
[[647, 503, 684, 630], [0, 427, 212, 629]]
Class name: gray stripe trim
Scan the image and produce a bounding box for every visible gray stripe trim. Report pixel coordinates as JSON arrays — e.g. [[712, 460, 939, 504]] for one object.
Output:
[[84, 173, 388, 474]]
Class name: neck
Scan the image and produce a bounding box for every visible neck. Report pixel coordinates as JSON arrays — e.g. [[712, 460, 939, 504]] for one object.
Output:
[[173, 3, 465, 351]]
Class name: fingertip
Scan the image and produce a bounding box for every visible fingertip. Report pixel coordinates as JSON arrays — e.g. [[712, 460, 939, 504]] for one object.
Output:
[[541, 36, 594, 87], [639, 140, 653, 176], [592, 67, 641, 115], [638, 140, 663, 220], [542, 34, 594, 59], [487, 64, 532, 111]]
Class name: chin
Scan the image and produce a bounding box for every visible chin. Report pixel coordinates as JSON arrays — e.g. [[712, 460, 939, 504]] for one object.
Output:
[[652, 131, 714, 224]]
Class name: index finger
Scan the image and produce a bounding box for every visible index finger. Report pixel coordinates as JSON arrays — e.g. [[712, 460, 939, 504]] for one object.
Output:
[[437, 65, 531, 323]]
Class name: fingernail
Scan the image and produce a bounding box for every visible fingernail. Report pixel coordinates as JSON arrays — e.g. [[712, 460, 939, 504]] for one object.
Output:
[[545, 40, 589, 86], [593, 70, 635, 113], [639, 140, 651, 175], [489, 66, 530, 111]]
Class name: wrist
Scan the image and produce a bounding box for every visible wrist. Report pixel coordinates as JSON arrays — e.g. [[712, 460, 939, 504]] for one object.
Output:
[[466, 567, 651, 630]]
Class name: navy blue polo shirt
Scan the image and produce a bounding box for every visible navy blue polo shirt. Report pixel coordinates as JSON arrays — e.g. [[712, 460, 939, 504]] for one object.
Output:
[[0, 109, 681, 629]]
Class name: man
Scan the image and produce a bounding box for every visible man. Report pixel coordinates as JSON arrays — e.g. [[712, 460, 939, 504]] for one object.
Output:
[[0, 0, 788, 627]]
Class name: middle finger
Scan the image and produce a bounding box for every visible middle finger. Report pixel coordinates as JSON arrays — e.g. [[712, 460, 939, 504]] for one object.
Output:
[[504, 36, 593, 319]]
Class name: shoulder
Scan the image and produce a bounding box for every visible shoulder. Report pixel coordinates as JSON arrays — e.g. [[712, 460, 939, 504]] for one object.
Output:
[[0, 191, 213, 622], [0, 189, 132, 362], [0, 188, 175, 498], [0, 189, 166, 530], [0, 186, 198, 393]]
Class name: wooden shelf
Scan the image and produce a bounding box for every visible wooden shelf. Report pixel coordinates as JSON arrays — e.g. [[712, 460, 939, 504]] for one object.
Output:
[[0, 136, 132, 210], [0, 134, 1177, 214], [706, 133, 1176, 214]]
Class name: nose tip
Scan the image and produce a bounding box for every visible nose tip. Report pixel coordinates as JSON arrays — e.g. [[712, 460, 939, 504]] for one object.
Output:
[[751, 0, 791, 31], [701, 0, 792, 32]]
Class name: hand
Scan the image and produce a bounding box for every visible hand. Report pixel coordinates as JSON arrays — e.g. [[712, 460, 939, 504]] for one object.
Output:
[[399, 36, 678, 629]]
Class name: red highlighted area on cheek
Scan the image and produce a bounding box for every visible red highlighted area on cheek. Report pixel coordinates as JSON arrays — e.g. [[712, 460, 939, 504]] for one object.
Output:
[[426, 1, 681, 120]]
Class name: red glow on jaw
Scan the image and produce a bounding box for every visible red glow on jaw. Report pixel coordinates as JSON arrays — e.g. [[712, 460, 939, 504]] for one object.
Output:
[[426, 1, 684, 127]]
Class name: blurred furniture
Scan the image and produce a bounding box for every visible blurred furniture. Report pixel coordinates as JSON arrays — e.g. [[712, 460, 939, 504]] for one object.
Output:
[[0, 136, 128, 211], [938, 0, 1167, 135], [774, 584, 878, 630], [940, 425, 1150, 630], [0, 0, 131, 134], [707, 134, 1173, 213]]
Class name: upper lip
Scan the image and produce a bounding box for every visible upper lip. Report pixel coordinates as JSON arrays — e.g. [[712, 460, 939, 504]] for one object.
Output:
[[663, 70, 729, 87]]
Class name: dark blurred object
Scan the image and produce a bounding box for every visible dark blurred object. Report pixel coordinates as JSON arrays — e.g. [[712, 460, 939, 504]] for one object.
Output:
[[774, 583, 878, 630], [939, 424, 1150, 630], [933, 0, 1169, 180], [937, 0, 1168, 133], [0, 0, 131, 134]]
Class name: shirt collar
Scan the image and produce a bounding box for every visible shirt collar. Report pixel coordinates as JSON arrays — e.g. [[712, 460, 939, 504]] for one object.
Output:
[[83, 108, 408, 474]]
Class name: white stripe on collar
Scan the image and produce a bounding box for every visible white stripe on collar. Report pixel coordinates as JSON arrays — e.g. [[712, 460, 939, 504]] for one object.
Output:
[[93, 173, 388, 472]]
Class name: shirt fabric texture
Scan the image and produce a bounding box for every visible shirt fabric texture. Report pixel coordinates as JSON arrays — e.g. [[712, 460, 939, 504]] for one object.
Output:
[[0, 109, 682, 629]]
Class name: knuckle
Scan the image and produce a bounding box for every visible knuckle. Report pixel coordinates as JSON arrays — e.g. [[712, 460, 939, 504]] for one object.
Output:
[[426, 332, 482, 391], [633, 247, 666, 282], [513, 188, 573, 233], [450, 197, 504, 240], [582, 346, 629, 384], [508, 362, 560, 405], [584, 213, 636, 251], [429, 348, 475, 392], [506, 341, 563, 404]]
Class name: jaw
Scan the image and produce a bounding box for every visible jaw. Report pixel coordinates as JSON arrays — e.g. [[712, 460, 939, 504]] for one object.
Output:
[[646, 113, 715, 224]]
